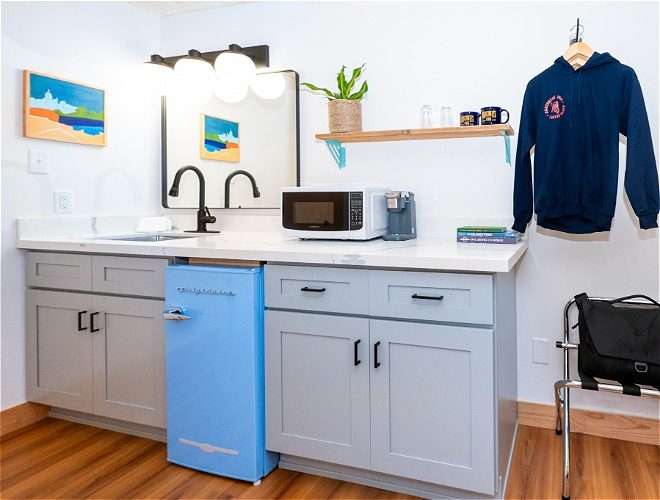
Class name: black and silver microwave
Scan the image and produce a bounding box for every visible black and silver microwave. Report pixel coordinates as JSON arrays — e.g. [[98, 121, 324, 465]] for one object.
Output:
[[281, 185, 389, 240]]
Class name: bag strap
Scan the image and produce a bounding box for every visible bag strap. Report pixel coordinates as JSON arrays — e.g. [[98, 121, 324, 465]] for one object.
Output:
[[608, 294, 660, 307]]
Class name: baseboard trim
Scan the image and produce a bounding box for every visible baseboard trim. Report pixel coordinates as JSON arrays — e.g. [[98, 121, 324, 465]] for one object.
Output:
[[278, 454, 494, 499], [0, 402, 50, 437], [49, 408, 167, 442], [518, 401, 659, 445]]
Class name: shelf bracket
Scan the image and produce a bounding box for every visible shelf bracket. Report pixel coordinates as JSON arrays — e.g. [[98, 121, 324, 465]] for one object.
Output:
[[324, 139, 346, 169], [501, 131, 511, 166]]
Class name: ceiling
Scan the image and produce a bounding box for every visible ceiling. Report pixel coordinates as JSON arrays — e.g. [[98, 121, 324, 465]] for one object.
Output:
[[130, 1, 247, 16]]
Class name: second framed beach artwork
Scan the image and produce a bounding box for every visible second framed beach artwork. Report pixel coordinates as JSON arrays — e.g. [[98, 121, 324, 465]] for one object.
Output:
[[200, 114, 239, 162], [23, 70, 106, 147]]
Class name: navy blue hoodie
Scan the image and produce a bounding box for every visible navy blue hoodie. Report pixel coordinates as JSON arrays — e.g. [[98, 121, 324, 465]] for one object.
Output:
[[513, 52, 659, 234]]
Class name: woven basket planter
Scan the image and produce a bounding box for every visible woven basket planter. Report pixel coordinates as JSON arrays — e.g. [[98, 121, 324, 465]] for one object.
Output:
[[328, 99, 362, 133]]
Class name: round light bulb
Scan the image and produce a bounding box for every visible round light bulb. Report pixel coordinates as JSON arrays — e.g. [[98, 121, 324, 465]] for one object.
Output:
[[214, 51, 256, 86], [173, 56, 215, 91], [250, 72, 286, 99], [136, 61, 175, 96], [213, 75, 248, 103]]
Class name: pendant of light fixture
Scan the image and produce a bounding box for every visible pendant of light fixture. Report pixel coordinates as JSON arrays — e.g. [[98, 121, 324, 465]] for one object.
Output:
[[141, 44, 286, 104]]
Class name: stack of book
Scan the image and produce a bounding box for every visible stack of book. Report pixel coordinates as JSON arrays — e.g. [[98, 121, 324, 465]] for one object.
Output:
[[456, 226, 521, 244]]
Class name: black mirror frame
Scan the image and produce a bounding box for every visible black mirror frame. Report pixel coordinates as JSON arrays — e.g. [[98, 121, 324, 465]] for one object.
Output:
[[161, 69, 300, 209]]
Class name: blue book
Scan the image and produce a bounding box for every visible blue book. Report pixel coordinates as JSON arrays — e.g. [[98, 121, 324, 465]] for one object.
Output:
[[457, 230, 519, 238], [457, 235, 520, 244]]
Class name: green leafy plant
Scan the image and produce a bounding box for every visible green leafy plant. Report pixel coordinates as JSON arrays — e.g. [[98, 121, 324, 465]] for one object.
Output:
[[301, 64, 368, 100]]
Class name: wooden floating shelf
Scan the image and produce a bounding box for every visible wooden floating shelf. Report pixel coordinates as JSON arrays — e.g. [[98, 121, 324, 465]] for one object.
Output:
[[316, 124, 515, 143]]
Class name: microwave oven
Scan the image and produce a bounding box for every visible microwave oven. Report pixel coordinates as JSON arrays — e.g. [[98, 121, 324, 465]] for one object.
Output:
[[281, 185, 389, 240]]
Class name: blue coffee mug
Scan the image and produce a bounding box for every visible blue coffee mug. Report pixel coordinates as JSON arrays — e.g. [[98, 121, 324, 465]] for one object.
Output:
[[459, 111, 480, 126], [480, 106, 510, 125]]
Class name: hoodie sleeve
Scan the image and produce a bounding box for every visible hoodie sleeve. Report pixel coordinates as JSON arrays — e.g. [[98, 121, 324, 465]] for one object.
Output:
[[512, 85, 537, 233], [620, 70, 659, 229]]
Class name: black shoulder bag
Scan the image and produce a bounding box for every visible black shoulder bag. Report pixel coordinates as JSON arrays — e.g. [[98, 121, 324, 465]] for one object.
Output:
[[574, 293, 660, 394]]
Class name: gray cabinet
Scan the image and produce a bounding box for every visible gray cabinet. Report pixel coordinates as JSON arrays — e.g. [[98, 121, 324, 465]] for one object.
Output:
[[92, 295, 166, 427], [265, 310, 370, 468], [370, 319, 494, 494], [26, 252, 168, 428], [265, 264, 517, 498], [26, 290, 94, 412]]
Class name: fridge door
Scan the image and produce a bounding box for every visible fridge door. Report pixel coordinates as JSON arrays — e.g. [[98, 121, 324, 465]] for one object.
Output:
[[165, 265, 272, 482]]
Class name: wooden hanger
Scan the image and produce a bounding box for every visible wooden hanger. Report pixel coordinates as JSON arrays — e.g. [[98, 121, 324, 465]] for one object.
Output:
[[563, 19, 594, 70]]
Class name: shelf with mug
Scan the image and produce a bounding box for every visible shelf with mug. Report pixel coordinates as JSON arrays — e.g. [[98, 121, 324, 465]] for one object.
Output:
[[315, 124, 515, 168]]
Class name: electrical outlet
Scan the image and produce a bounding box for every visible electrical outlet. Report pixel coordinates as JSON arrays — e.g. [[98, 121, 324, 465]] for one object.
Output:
[[532, 337, 549, 364], [54, 190, 72, 214]]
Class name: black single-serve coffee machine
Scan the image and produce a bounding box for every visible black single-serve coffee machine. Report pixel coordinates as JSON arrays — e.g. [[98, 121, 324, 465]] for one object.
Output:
[[383, 191, 417, 241]]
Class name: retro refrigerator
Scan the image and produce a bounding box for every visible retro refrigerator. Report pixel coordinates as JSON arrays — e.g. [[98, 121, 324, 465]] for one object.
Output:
[[164, 265, 278, 483]]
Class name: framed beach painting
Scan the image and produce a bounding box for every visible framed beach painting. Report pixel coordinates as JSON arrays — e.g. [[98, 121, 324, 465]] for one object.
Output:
[[23, 70, 106, 146], [200, 114, 239, 162]]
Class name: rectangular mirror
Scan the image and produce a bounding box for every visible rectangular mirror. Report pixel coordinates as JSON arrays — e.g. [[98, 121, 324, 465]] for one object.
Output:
[[162, 70, 299, 209]]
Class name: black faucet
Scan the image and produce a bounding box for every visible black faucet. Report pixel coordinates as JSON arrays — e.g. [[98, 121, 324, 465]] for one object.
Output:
[[224, 170, 261, 208], [169, 165, 219, 233]]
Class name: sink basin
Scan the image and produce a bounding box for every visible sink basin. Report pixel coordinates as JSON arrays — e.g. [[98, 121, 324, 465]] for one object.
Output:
[[101, 234, 198, 242]]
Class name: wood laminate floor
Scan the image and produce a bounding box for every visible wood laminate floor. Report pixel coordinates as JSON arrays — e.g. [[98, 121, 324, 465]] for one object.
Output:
[[1, 418, 658, 499]]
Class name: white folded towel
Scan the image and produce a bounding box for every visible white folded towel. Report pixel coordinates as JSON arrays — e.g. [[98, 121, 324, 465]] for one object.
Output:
[[135, 216, 173, 233]]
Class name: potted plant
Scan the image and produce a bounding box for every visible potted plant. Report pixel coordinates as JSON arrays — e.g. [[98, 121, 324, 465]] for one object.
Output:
[[301, 64, 368, 133]]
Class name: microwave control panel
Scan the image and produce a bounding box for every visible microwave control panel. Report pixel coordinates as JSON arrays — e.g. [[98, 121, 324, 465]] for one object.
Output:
[[349, 192, 364, 230]]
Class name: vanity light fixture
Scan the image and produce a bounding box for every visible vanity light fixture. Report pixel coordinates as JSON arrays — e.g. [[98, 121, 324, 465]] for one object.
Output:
[[142, 44, 274, 102]]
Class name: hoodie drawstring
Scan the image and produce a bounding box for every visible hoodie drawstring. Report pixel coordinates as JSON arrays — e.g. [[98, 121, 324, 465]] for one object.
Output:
[[577, 71, 582, 108], [569, 69, 583, 127], [569, 71, 574, 127]]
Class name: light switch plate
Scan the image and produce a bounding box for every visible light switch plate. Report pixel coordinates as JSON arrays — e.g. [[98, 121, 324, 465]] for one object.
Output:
[[532, 337, 549, 364], [28, 150, 49, 174]]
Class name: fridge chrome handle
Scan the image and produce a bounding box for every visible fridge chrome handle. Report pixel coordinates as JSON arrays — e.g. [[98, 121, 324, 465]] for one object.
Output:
[[164, 307, 191, 321]]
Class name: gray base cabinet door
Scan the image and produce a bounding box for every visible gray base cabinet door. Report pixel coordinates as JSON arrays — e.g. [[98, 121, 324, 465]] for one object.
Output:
[[265, 310, 370, 469], [369, 319, 495, 495], [92, 295, 166, 427], [27, 290, 94, 412]]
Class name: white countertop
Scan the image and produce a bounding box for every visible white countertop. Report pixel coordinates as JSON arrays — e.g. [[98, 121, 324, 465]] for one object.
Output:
[[16, 217, 528, 273]]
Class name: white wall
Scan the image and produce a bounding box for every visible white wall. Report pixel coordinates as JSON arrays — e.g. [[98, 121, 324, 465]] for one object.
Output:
[[161, 1, 659, 418], [1, 1, 162, 409], [1, 1, 658, 419]]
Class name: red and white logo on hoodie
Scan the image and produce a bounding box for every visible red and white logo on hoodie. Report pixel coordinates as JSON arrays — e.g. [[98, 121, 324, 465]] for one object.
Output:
[[544, 95, 566, 119]]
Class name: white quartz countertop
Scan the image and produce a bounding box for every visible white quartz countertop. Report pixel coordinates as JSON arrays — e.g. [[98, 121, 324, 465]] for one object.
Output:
[[17, 228, 528, 273]]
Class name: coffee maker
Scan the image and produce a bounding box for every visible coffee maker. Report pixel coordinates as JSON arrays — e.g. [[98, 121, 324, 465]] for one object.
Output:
[[383, 191, 417, 241]]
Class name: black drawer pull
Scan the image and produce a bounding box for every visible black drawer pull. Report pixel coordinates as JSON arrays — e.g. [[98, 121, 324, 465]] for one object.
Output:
[[301, 286, 326, 293], [411, 293, 444, 301], [77, 311, 88, 332], [374, 341, 381, 368], [354, 339, 361, 366], [90, 312, 100, 333]]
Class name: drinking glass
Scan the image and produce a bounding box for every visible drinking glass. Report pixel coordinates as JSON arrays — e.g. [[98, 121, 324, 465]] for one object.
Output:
[[418, 105, 433, 128], [439, 106, 453, 127]]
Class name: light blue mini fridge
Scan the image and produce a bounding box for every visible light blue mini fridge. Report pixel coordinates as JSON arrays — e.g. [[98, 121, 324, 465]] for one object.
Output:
[[165, 265, 278, 484]]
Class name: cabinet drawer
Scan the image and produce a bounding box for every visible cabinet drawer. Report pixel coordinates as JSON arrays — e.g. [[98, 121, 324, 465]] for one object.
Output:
[[369, 270, 493, 325], [92, 256, 168, 298], [265, 265, 368, 314], [27, 252, 92, 291]]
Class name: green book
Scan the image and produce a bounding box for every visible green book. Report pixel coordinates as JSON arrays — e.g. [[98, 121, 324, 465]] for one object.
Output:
[[457, 226, 508, 233]]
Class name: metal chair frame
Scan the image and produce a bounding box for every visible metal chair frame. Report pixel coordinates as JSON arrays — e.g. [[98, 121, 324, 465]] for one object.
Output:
[[554, 296, 660, 500]]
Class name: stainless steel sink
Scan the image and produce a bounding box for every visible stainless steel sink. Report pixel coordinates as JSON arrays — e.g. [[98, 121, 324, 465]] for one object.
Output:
[[101, 234, 198, 242]]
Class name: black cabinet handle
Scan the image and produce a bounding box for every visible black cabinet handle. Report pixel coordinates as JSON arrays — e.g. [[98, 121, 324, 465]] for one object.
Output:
[[301, 286, 326, 293], [77, 311, 88, 332], [90, 312, 100, 333], [354, 339, 361, 366], [374, 341, 381, 368], [411, 293, 444, 301]]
